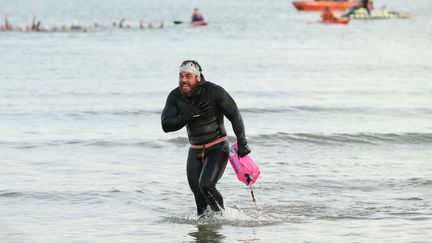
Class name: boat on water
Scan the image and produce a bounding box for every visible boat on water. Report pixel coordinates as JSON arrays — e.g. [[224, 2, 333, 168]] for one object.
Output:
[[346, 8, 413, 19], [293, 0, 369, 12], [191, 20, 208, 26]]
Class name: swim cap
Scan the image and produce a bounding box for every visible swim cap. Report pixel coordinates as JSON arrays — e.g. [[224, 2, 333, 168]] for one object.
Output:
[[179, 60, 202, 78]]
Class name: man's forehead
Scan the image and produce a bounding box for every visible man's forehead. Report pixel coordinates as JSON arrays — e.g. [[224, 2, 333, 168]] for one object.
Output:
[[179, 71, 196, 75]]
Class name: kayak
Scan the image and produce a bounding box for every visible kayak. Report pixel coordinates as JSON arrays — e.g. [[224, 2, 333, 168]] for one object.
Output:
[[191, 21, 208, 26], [321, 18, 350, 24], [293, 1, 364, 11]]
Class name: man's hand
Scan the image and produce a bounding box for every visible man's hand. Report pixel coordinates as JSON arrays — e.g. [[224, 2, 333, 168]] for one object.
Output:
[[196, 101, 214, 117], [179, 102, 199, 121], [238, 143, 251, 158], [180, 101, 214, 121]]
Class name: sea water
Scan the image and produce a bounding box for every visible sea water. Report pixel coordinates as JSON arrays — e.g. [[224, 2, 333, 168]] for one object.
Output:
[[1, 0, 432, 242]]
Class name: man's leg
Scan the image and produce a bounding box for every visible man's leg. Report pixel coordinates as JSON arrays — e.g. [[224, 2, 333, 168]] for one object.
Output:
[[199, 142, 229, 212], [187, 148, 208, 216]]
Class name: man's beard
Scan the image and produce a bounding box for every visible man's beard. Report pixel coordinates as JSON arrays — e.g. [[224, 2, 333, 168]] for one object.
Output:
[[179, 83, 198, 97]]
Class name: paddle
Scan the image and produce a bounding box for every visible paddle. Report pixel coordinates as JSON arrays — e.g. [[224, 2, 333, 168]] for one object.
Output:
[[173, 20, 188, 24]]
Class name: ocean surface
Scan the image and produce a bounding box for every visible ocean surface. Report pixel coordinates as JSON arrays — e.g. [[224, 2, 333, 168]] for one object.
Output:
[[1, 0, 432, 242]]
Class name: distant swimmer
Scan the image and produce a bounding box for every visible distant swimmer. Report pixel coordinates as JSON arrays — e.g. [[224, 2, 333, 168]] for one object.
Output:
[[71, 20, 82, 30], [161, 60, 251, 218], [119, 18, 126, 28], [31, 13, 37, 30], [35, 21, 42, 31], [191, 8, 204, 22], [321, 6, 337, 21], [4, 13, 12, 30]]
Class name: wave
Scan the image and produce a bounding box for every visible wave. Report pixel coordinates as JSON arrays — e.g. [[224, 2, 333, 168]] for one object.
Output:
[[0, 188, 139, 202], [2, 133, 432, 150], [3, 106, 432, 119], [249, 132, 432, 146], [241, 106, 432, 115], [160, 206, 283, 227], [148, 200, 432, 225], [1, 109, 161, 118]]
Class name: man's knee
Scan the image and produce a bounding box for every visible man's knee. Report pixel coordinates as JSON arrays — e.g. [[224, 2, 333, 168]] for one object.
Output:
[[199, 180, 214, 193]]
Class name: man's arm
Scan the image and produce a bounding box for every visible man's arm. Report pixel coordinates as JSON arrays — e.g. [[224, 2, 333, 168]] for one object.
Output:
[[161, 91, 189, 132], [215, 86, 250, 156]]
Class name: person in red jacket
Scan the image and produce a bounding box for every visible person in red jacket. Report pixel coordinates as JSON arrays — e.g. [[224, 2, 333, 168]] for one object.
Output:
[[321, 7, 337, 21]]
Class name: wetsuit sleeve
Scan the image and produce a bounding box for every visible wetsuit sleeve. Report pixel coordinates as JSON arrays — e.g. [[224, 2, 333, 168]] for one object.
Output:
[[161, 91, 188, 133], [215, 86, 248, 145]]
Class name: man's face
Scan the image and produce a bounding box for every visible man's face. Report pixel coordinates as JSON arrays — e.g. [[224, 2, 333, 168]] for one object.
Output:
[[179, 71, 199, 96]]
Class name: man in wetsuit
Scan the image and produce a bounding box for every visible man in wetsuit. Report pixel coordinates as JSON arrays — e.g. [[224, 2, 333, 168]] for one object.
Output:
[[161, 60, 251, 217]]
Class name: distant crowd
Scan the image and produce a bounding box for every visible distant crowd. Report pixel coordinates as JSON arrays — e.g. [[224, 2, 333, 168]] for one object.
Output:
[[1, 8, 205, 33], [1, 14, 165, 32]]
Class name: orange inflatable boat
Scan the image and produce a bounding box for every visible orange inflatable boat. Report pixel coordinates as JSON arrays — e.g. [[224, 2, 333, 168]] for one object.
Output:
[[293, 1, 366, 11]]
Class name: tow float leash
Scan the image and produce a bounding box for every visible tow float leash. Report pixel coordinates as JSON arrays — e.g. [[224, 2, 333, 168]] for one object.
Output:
[[249, 184, 259, 219]]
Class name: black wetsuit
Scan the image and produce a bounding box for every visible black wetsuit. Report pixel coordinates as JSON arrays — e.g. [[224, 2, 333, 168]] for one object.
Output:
[[161, 79, 247, 216]]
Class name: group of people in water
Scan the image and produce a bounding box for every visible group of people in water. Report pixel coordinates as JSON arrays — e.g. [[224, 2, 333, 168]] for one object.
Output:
[[1, 16, 165, 32], [0, 8, 205, 32]]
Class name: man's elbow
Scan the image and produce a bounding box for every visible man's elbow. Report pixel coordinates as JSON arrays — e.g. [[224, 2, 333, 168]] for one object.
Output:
[[161, 123, 170, 133], [161, 121, 174, 133]]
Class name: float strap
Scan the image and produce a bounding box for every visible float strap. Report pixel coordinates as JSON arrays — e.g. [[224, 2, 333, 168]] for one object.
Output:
[[190, 136, 228, 150]]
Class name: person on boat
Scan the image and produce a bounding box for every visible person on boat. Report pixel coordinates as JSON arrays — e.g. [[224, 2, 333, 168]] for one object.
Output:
[[191, 8, 204, 22], [362, 0, 371, 14], [342, 0, 372, 18], [161, 60, 251, 218], [321, 7, 337, 21]]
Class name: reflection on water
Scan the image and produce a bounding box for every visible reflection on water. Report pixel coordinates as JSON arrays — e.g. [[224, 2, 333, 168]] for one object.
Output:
[[188, 224, 262, 243], [188, 224, 225, 243]]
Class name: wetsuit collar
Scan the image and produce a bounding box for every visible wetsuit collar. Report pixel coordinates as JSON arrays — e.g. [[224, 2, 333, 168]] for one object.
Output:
[[192, 78, 207, 98]]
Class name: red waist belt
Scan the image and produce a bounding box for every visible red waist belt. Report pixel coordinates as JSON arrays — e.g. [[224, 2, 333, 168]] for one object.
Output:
[[190, 136, 228, 149]]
